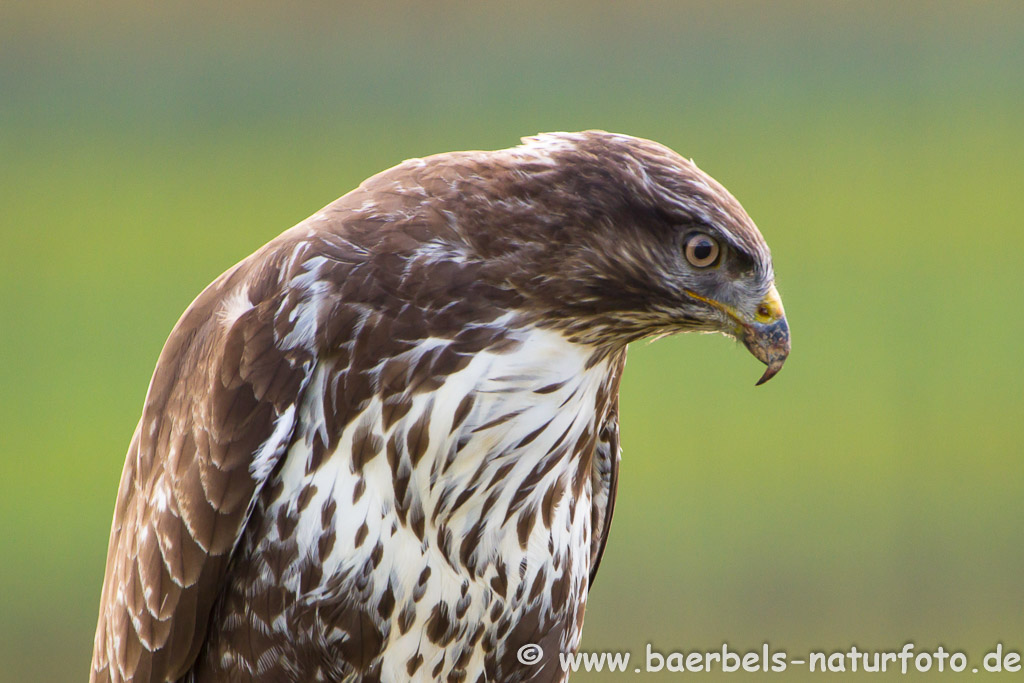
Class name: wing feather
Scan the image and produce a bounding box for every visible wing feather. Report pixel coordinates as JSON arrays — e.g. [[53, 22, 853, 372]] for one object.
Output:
[[91, 240, 315, 683], [589, 352, 626, 586]]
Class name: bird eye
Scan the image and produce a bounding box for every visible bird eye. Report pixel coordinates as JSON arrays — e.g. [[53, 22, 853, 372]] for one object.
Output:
[[684, 233, 720, 268]]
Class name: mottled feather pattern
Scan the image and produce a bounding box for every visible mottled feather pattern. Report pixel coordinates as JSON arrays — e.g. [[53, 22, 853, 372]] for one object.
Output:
[[190, 328, 622, 681], [92, 251, 316, 682], [92, 130, 782, 682]]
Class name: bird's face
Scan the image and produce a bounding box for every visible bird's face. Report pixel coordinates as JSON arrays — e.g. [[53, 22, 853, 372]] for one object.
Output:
[[662, 227, 790, 385], [476, 131, 791, 383]]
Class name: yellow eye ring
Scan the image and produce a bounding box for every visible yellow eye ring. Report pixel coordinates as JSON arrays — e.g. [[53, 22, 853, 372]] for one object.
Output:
[[684, 233, 720, 268]]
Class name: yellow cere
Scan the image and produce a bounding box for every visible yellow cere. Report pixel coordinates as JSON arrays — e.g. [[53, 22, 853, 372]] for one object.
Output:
[[755, 285, 785, 324]]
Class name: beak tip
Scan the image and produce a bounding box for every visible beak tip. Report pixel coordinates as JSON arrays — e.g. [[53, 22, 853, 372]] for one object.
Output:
[[746, 320, 789, 387], [757, 360, 778, 387], [755, 363, 782, 386]]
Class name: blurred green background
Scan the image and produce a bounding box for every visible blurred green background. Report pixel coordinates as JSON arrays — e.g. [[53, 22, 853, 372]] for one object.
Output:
[[2, 1, 1022, 680]]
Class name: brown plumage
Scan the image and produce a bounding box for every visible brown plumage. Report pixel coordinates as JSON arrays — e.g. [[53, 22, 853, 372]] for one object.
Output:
[[91, 131, 789, 682]]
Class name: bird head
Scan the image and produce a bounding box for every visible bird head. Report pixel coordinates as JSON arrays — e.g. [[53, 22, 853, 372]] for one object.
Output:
[[430, 130, 790, 384]]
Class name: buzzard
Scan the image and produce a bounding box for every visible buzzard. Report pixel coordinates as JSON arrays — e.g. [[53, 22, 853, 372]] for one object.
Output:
[[91, 131, 789, 683]]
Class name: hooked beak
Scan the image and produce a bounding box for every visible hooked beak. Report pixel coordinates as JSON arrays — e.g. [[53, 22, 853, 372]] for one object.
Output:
[[743, 285, 790, 385], [684, 283, 790, 385]]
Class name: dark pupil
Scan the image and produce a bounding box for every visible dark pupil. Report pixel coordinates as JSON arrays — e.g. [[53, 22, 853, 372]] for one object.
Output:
[[693, 240, 713, 261]]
